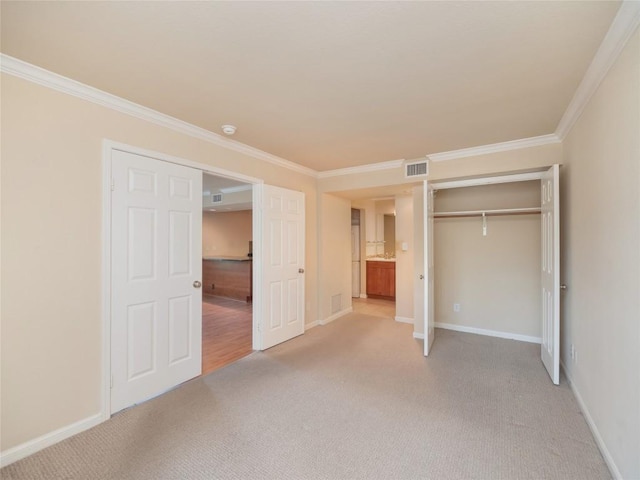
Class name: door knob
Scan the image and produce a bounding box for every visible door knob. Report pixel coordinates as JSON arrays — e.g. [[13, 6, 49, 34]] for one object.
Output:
[[419, 274, 424, 280], [298, 268, 305, 274], [193, 281, 202, 288], [560, 284, 567, 290]]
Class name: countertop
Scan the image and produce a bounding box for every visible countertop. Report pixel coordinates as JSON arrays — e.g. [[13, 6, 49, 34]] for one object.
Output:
[[203, 256, 252, 262], [366, 258, 396, 262]]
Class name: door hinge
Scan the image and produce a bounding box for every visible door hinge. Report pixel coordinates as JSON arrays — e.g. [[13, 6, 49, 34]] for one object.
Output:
[[110, 375, 114, 389], [111, 178, 115, 191]]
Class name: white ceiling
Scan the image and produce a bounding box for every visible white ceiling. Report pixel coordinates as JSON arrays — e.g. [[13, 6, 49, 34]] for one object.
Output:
[[1, 1, 620, 172]]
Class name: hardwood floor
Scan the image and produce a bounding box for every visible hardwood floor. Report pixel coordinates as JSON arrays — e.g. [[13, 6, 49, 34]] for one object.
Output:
[[202, 295, 253, 376]]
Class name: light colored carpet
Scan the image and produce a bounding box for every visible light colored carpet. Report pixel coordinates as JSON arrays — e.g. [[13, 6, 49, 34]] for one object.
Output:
[[2, 313, 610, 479]]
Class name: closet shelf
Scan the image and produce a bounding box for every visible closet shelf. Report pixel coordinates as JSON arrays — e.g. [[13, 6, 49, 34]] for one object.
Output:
[[434, 207, 541, 218]]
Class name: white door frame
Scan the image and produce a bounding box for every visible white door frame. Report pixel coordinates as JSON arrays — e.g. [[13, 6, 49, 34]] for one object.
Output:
[[101, 140, 262, 419]]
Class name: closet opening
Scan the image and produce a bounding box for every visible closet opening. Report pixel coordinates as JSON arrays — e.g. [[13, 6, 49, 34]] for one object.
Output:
[[430, 180, 543, 345]]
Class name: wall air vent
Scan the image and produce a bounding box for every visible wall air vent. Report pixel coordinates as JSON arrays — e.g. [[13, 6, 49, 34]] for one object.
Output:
[[405, 160, 429, 178], [211, 193, 224, 204]]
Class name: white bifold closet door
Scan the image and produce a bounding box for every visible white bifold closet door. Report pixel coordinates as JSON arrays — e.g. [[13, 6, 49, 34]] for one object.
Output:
[[415, 181, 435, 356], [541, 165, 560, 385]]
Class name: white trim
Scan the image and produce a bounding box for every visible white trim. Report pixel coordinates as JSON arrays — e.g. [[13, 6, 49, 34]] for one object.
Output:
[[100, 142, 113, 420], [561, 362, 621, 479], [427, 134, 560, 163], [0, 54, 317, 178], [413, 332, 425, 340], [434, 322, 542, 344], [556, 1, 640, 140], [359, 293, 368, 299], [319, 307, 353, 325], [431, 171, 545, 190], [305, 320, 320, 331], [0, 413, 103, 467], [317, 159, 404, 178], [395, 316, 414, 324]]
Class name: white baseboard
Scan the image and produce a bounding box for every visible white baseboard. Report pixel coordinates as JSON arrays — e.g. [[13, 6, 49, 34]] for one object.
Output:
[[305, 320, 319, 331], [560, 361, 621, 479], [359, 294, 367, 299], [413, 332, 424, 339], [0, 412, 104, 467], [319, 307, 353, 326], [434, 322, 542, 344], [395, 316, 414, 324]]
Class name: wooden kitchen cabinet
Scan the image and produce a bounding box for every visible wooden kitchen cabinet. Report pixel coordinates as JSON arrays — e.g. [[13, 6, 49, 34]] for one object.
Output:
[[366, 261, 396, 300]]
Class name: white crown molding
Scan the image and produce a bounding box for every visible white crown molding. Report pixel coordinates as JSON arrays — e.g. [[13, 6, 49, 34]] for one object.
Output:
[[556, 1, 640, 140], [317, 159, 405, 178], [427, 134, 560, 163], [0, 54, 318, 178]]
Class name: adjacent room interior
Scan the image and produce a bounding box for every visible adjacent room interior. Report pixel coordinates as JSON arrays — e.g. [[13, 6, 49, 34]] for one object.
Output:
[[201, 174, 254, 375], [1, 1, 639, 478]]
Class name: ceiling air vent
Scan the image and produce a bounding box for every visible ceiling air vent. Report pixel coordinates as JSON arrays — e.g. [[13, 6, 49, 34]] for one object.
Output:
[[405, 160, 429, 178], [211, 193, 224, 204]]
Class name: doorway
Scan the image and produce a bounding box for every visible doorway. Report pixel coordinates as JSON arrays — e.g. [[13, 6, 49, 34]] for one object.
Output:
[[201, 173, 254, 376]]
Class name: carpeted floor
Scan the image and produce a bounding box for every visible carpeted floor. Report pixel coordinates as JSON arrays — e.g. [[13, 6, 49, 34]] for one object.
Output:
[[2, 312, 610, 479]]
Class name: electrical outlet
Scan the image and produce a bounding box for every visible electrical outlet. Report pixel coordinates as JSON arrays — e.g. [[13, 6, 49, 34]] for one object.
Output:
[[453, 303, 461, 313]]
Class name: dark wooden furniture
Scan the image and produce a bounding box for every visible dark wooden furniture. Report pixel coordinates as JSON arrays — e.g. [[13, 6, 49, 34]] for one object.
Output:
[[202, 257, 252, 302], [366, 260, 396, 300]]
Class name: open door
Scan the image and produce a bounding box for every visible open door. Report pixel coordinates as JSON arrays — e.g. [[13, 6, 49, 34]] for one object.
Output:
[[111, 150, 203, 413], [255, 184, 305, 350], [541, 164, 560, 384], [414, 181, 435, 355]]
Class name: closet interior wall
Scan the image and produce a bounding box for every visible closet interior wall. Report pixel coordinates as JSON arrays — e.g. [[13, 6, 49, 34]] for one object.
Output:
[[434, 181, 542, 340]]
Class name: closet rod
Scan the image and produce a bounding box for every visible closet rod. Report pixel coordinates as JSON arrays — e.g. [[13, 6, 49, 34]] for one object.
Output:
[[434, 207, 541, 219]]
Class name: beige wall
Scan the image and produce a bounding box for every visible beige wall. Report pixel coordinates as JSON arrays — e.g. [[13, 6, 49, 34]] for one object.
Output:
[[394, 195, 414, 321], [202, 210, 252, 257], [0, 74, 318, 452], [318, 193, 352, 321], [560, 30, 639, 479], [434, 181, 541, 338]]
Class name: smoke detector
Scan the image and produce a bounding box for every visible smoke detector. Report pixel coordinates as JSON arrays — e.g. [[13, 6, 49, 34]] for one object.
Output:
[[221, 125, 237, 136]]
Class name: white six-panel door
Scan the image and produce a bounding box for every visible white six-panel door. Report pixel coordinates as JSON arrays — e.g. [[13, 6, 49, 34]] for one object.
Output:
[[111, 150, 202, 413], [257, 185, 305, 350], [541, 164, 560, 384]]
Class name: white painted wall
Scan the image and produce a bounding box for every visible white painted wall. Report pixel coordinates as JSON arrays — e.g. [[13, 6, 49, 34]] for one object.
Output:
[[560, 29, 640, 480]]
